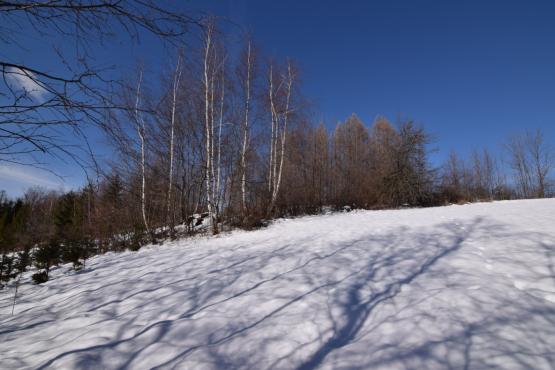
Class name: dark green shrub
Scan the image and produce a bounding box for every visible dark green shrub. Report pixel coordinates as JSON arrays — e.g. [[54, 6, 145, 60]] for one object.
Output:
[[0, 254, 15, 283], [15, 247, 31, 275], [62, 242, 84, 270], [32, 271, 49, 284], [34, 241, 61, 276], [129, 224, 146, 251]]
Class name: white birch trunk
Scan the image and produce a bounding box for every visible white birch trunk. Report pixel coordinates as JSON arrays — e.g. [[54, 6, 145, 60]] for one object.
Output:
[[268, 61, 293, 214], [216, 56, 225, 213], [167, 53, 182, 232], [134, 70, 150, 235], [203, 23, 218, 234], [272, 61, 293, 204], [210, 51, 216, 206], [268, 64, 276, 194], [241, 42, 252, 214]]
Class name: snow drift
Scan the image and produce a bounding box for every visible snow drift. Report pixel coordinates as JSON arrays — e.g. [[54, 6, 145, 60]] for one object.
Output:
[[1, 199, 554, 369]]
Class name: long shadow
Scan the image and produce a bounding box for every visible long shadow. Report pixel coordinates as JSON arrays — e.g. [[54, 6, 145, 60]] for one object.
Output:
[[135, 221, 480, 369], [294, 220, 478, 370], [541, 242, 555, 284], [361, 305, 555, 370], [0, 318, 57, 336], [31, 238, 363, 370], [5, 215, 554, 370]]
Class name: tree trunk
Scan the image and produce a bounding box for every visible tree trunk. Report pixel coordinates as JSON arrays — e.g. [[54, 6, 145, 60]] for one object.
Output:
[[134, 70, 150, 237], [167, 53, 182, 237], [203, 22, 218, 234], [241, 41, 252, 216]]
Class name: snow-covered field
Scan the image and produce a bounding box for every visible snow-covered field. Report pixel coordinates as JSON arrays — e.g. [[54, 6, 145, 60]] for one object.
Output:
[[1, 199, 554, 369]]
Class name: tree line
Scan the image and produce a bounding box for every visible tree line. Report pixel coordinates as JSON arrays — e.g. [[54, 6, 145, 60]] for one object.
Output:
[[1, 113, 553, 285]]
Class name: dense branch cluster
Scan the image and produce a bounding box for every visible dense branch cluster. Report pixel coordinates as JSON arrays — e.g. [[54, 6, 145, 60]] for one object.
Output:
[[0, 0, 196, 165]]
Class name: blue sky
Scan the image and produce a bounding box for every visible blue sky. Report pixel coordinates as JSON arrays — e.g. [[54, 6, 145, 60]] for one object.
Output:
[[2, 0, 555, 197], [213, 0, 555, 152]]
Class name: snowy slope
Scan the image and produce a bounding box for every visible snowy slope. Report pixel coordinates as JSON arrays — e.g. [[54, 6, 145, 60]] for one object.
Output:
[[1, 199, 554, 369]]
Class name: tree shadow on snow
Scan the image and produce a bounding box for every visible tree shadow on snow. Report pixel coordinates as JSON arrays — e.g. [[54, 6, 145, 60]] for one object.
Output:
[[2, 215, 554, 370]]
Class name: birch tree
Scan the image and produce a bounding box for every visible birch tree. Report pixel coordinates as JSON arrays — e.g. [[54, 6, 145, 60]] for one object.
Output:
[[267, 60, 294, 215], [214, 51, 226, 220], [240, 41, 254, 216], [202, 20, 218, 234], [134, 70, 150, 236], [166, 53, 182, 236]]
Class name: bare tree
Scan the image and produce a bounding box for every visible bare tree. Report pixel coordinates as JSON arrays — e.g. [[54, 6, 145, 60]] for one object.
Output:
[[506, 130, 553, 198], [0, 1, 198, 167], [527, 129, 554, 198], [202, 19, 218, 234], [133, 70, 150, 236], [469, 148, 498, 200], [166, 52, 183, 236], [214, 49, 226, 222], [240, 40, 254, 216], [506, 135, 532, 198], [268, 63, 276, 196], [267, 60, 294, 215], [331, 114, 371, 207]]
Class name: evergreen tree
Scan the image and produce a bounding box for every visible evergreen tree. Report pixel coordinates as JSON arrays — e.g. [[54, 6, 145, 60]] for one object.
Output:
[[33, 240, 61, 283]]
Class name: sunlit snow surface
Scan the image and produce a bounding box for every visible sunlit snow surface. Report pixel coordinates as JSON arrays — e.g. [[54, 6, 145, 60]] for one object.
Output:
[[1, 199, 554, 369]]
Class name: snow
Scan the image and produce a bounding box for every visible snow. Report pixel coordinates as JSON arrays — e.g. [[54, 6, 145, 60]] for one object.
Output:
[[1, 199, 555, 369]]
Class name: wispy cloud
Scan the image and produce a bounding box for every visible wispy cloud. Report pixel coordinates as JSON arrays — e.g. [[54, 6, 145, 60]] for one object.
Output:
[[6, 67, 48, 101], [0, 164, 64, 193]]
